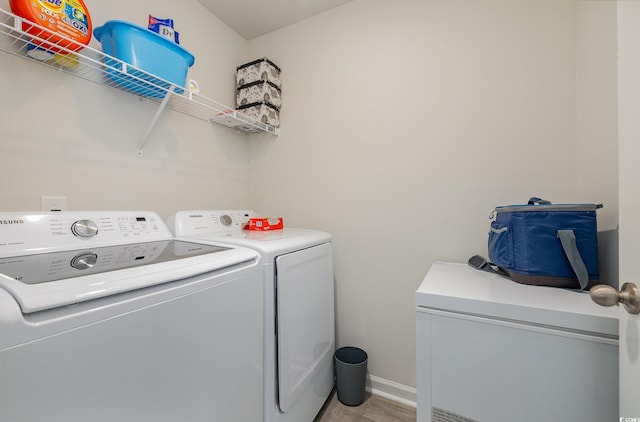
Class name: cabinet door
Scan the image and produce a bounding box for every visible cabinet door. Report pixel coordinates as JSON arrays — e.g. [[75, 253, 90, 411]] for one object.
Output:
[[276, 242, 335, 413], [417, 309, 617, 422]]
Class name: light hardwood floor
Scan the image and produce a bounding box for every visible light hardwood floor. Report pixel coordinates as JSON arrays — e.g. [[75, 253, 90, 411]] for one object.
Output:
[[314, 389, 417, 422]]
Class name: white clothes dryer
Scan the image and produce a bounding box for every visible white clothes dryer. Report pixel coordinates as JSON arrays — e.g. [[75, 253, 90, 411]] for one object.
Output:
[[167, 210, 335, 422], [0, 211, 263, 422], [415, 262, 619, 422]]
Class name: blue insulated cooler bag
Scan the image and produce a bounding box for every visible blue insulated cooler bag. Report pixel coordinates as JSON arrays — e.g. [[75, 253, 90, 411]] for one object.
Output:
[[487, 197, 602, 290]]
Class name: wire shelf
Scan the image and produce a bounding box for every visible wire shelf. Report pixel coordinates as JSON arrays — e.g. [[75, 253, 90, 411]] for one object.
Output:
[[0, 8, 278, 153]]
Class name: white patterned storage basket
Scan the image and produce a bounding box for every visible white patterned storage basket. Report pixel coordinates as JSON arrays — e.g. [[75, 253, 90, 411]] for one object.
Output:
[[236, 58, 281, 88], [237, 102, 280, 128], [237, 81, 281, 109]]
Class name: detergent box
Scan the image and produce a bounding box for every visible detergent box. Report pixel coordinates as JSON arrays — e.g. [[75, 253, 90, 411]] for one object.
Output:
[[243, 218, 284, 231], [148, 15, 180, 44]]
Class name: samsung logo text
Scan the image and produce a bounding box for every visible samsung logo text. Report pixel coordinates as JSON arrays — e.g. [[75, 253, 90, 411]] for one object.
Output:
[[0, 220, 25, 225]]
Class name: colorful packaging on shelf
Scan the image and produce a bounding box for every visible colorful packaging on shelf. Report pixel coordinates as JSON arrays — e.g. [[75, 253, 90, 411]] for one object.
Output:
[[243, 218, 284, 231], [148, 15, 180, 44], [10, 0, 92, 55]]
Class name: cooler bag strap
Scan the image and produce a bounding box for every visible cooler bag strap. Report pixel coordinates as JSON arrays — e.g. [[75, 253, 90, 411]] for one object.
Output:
[[468, 255, 509, 277], [556, 229, 589, 290]]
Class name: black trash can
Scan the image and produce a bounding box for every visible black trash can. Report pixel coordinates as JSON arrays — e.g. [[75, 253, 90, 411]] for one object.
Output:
[[334, 346, 368, 406]]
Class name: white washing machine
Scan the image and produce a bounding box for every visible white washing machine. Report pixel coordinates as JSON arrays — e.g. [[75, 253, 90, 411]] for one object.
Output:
[[0, 211, 263, 422], [416, 262, 619, 422], [167, 210, 335, 422]]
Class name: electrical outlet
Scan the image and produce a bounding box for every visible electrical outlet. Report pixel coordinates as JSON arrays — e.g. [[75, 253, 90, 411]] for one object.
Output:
[[40, 196, 68, 211]]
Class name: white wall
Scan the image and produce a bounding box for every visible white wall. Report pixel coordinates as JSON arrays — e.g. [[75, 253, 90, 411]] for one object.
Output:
[[0, 0, 251, 216], [248, 0, 618, 394], [576, 1, 618, 231]]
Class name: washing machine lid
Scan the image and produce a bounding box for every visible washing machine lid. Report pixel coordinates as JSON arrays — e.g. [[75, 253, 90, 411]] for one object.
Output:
[[0, 239, 257, 313], [0, 211, 259, 313], [416, 262, 618, 337], [202, 228, 331, 257]]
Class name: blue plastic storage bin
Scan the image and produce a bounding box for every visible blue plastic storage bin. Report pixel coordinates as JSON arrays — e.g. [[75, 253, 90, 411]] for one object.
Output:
[[93, 20, 195, 98]]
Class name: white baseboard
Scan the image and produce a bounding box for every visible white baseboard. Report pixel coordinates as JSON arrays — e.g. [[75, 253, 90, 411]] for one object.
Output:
[[365, 375, 417, 408]]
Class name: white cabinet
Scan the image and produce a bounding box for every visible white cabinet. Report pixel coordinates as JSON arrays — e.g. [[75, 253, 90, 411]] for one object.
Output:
[[416, 262, 618, 422]]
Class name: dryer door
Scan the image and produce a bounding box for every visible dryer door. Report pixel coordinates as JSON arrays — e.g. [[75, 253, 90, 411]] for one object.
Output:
[[276, 242, 335, 413]]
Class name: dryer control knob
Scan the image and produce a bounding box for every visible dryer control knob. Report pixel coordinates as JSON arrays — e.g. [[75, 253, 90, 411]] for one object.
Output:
[[71, 219, 98, 238], [220, 215, 233, 226], [71, 252, 98, 270]]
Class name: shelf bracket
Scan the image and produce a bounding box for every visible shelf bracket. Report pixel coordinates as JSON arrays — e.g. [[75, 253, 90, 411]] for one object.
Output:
[[137, 86, 174, 155]]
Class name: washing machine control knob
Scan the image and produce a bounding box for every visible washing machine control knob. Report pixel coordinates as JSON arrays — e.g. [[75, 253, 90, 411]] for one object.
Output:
[[71, 219, 99, 238], [70, 252, 98, 270], [220, 215, 233, 226]]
